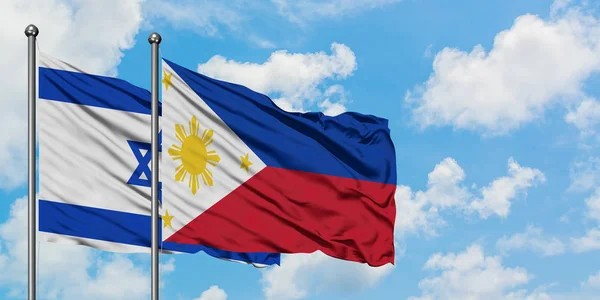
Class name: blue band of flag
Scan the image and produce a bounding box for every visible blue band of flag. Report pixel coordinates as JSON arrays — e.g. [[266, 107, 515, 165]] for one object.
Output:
[[39, 67, 161, 116], [164, 59, 396, 185], [38, 199, 280, 265]]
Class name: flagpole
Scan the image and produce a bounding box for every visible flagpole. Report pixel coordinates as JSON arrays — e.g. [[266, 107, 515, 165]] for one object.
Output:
[[25, 24, 39, 300], [148, 32, 162, 300]]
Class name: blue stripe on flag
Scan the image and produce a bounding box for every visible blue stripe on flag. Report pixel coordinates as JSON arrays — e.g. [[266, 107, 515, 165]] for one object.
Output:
[[38, 67, 161, 116], [38, 200, 280, 265], [164, 59, 396, 185]]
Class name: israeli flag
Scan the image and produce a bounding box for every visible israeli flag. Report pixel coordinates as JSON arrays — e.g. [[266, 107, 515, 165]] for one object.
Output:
[[37, 53, 279, 266]]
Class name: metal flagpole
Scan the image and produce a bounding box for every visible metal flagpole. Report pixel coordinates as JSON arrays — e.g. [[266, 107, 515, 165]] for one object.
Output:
[[25, 24, 39, 300], [148, 32, 162, 300]]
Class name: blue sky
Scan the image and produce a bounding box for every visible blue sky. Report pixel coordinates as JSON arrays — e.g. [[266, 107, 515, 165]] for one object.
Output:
[[1, 0, 600, 299]]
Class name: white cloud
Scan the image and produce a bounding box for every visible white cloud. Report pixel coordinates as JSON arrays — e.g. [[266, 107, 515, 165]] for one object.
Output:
[[570, 187, 600, 253], [272, 99, 306, 114], [272, 0, 401, 25], [197, 43, 356, 113], [424, 44, 434, 58], [551, 0, 574, 17], [409, 244, 533, 300], [79, 255, 149, 300], [571, 228, 600, 253], [581, 270, 600, 289], [569, 157, 600, 192], [585, 188, 600, 222], [395, 157, 469, 237], [318, 99, 347, 116], [0, 196, 159, 299], [143, 0, 243, 37], [565, 98, 600, 137], [144, 0, 394, 47], [158, 257, 176, 288], [145, 0, 400, 41], [317, 85, 348, 116], [396, 157, 544, 236], [468, 158, 546, 219], [422, 157, 471, 209], [194, 285, 228, 300], [160, 257, 176, 274], [504, 289, 552, 300], [260, 251, 394, 300], [247, 35, 277, 49], [0, 0, 145, 188], [406, 4, 600, 135], [394, 185, 445, 237], [496, 225, 566, 256]]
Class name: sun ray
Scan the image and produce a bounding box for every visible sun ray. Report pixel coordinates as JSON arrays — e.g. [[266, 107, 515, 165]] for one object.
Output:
[[201, 171, 212, 186], [175, 124, 187, 143], [168, 115, 220, 195], [201, 129, 214, 147], [204, 168, 213, 183], [175, 164, 188, 182], [204, 171, 214, 186], [175, 164, 187, 182], [168, 146, 182, 160], [189, 174, 199, 195], [195, 175, 200, 194], [206, 150, 220, 166], [190, 116, 199, 137]]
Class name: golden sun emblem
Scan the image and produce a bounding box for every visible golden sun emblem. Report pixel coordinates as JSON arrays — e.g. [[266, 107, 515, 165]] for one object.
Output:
[[168, 116, 220, 195]]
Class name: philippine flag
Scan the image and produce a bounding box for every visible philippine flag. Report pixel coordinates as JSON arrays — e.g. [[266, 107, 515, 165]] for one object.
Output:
[[37, 53, 279, 266], [161, 59, 397, 266]]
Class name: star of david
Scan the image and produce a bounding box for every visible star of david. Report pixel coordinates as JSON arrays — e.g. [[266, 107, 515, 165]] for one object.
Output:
[[127, 130, 163, 202]]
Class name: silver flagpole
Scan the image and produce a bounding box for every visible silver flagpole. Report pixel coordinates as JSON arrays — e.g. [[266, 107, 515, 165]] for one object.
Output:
[[25, 24, 39, 300], [148, 32, 162, 300]]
